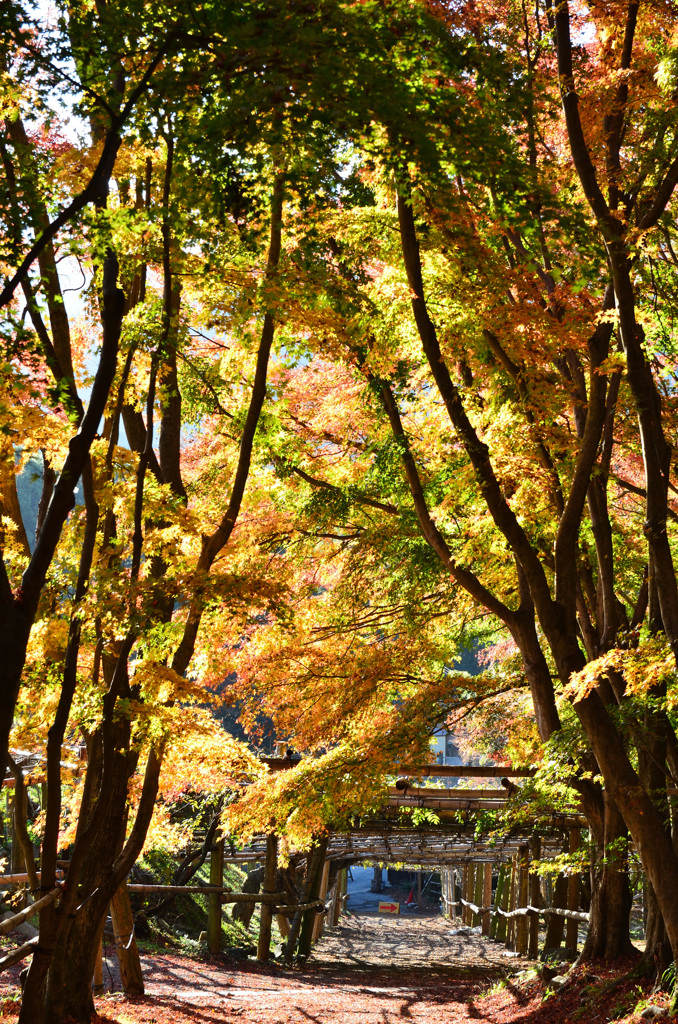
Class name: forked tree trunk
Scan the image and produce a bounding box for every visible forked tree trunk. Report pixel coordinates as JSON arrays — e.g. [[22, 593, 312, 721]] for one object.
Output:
[[20, 713, 138, 1024]]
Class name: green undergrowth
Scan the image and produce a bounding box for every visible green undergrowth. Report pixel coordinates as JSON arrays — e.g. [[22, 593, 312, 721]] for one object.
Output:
[[132, 849, 283, 956]]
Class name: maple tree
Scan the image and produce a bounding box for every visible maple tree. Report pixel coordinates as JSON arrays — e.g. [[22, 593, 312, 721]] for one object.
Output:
[[219, 0, 678, 984], [0, 1, 476, 1021], [3, 0, 678, 1019]]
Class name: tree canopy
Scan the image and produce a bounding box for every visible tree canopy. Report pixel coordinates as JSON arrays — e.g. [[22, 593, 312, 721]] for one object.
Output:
[[3, 0, 678, 1018]]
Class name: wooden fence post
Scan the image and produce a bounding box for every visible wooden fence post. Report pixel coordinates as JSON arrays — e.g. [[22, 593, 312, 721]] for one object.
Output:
[[529, 837, 541, 959], [312, 859, 331, 942], [515, 845, 529, 955], [92, 935, 104, 997], [285, 836, 329, 961], [110, 882, 144, 996], [490, 864, 505, 940], [472, 863, 483, 928], [257, 834, 278, 962], [482, 864, 492, 936], [207, 836, 224, 954], [462, 864, 471, 925], [330, 875, 341, 927], [566, 828, 581, 953], [506, 855, 517, 949]]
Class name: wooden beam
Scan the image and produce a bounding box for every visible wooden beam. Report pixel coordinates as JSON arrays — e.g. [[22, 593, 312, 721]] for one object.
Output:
[[259, 758, 535, 778], [399, 766, 535, 778]]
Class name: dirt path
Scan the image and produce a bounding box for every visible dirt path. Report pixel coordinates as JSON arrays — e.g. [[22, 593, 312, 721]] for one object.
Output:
[[310, 911, 518, 971], [1, 912, 665, 1023], [94, 913, 522, 1023]]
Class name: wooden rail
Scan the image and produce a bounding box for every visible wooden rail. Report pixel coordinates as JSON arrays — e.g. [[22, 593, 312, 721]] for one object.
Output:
[[0, 887, 61, 936], [460, 897, 589, 923], [0, 937, 38, 972]]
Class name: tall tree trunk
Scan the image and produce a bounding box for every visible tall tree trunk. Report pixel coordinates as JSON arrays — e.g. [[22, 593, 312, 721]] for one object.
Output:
[[580, 796, 634, 960], [644, 881, 673, 984]]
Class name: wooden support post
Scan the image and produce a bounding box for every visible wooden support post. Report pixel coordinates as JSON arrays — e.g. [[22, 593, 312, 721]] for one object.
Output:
[[490, 864, 505, 939], [257, 834, 278, 962], [529, 837, 541, 959], [340, 867, 348, 918], [472, 862, 483, 928], [506, 855, 517, 949], [286, 836, 329, 961], [92, 936, 104, 997], [207, 836, 225, 954], [110, 882, 144, 996], [498, 862, 510, 943], [462, 864, 471, 925], [8, 794, 26, 908], [515, 845, 529, 955], [276, 912, 291, 938], [417, 867, 422, 909], [566, 828, 581, 953], [482, 863, 492, 936], [330, 879, 340, 927], [312, 859, 331, 942]]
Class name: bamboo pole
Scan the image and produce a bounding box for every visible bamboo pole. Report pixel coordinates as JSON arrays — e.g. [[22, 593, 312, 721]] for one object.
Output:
[[340, 866, 348, 916], [490, 864, 505, 939], [0, 936, 38, 972], [283, 837, 328, 961], [126, 884, 288, 899], [0, 886, 60, 935], [0, 871, 65, 886], [312, 860, 331, 942], [462, 865, 471, 925], [515, 845, 529, 955], [92, 936, 104, 996], [496, 863, 509, 942], [276, 912, 291, 937], [297, 840, 329, 958], [110, 881, 144, 996], [529, 837, 541, 959], [482, 864, 492, 936], [208, 837, 225, 954], [257, 835, 278, 962], [506, 855, 517, 949], [566, 828, 581, 953], [472, 863, 483, 928]]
